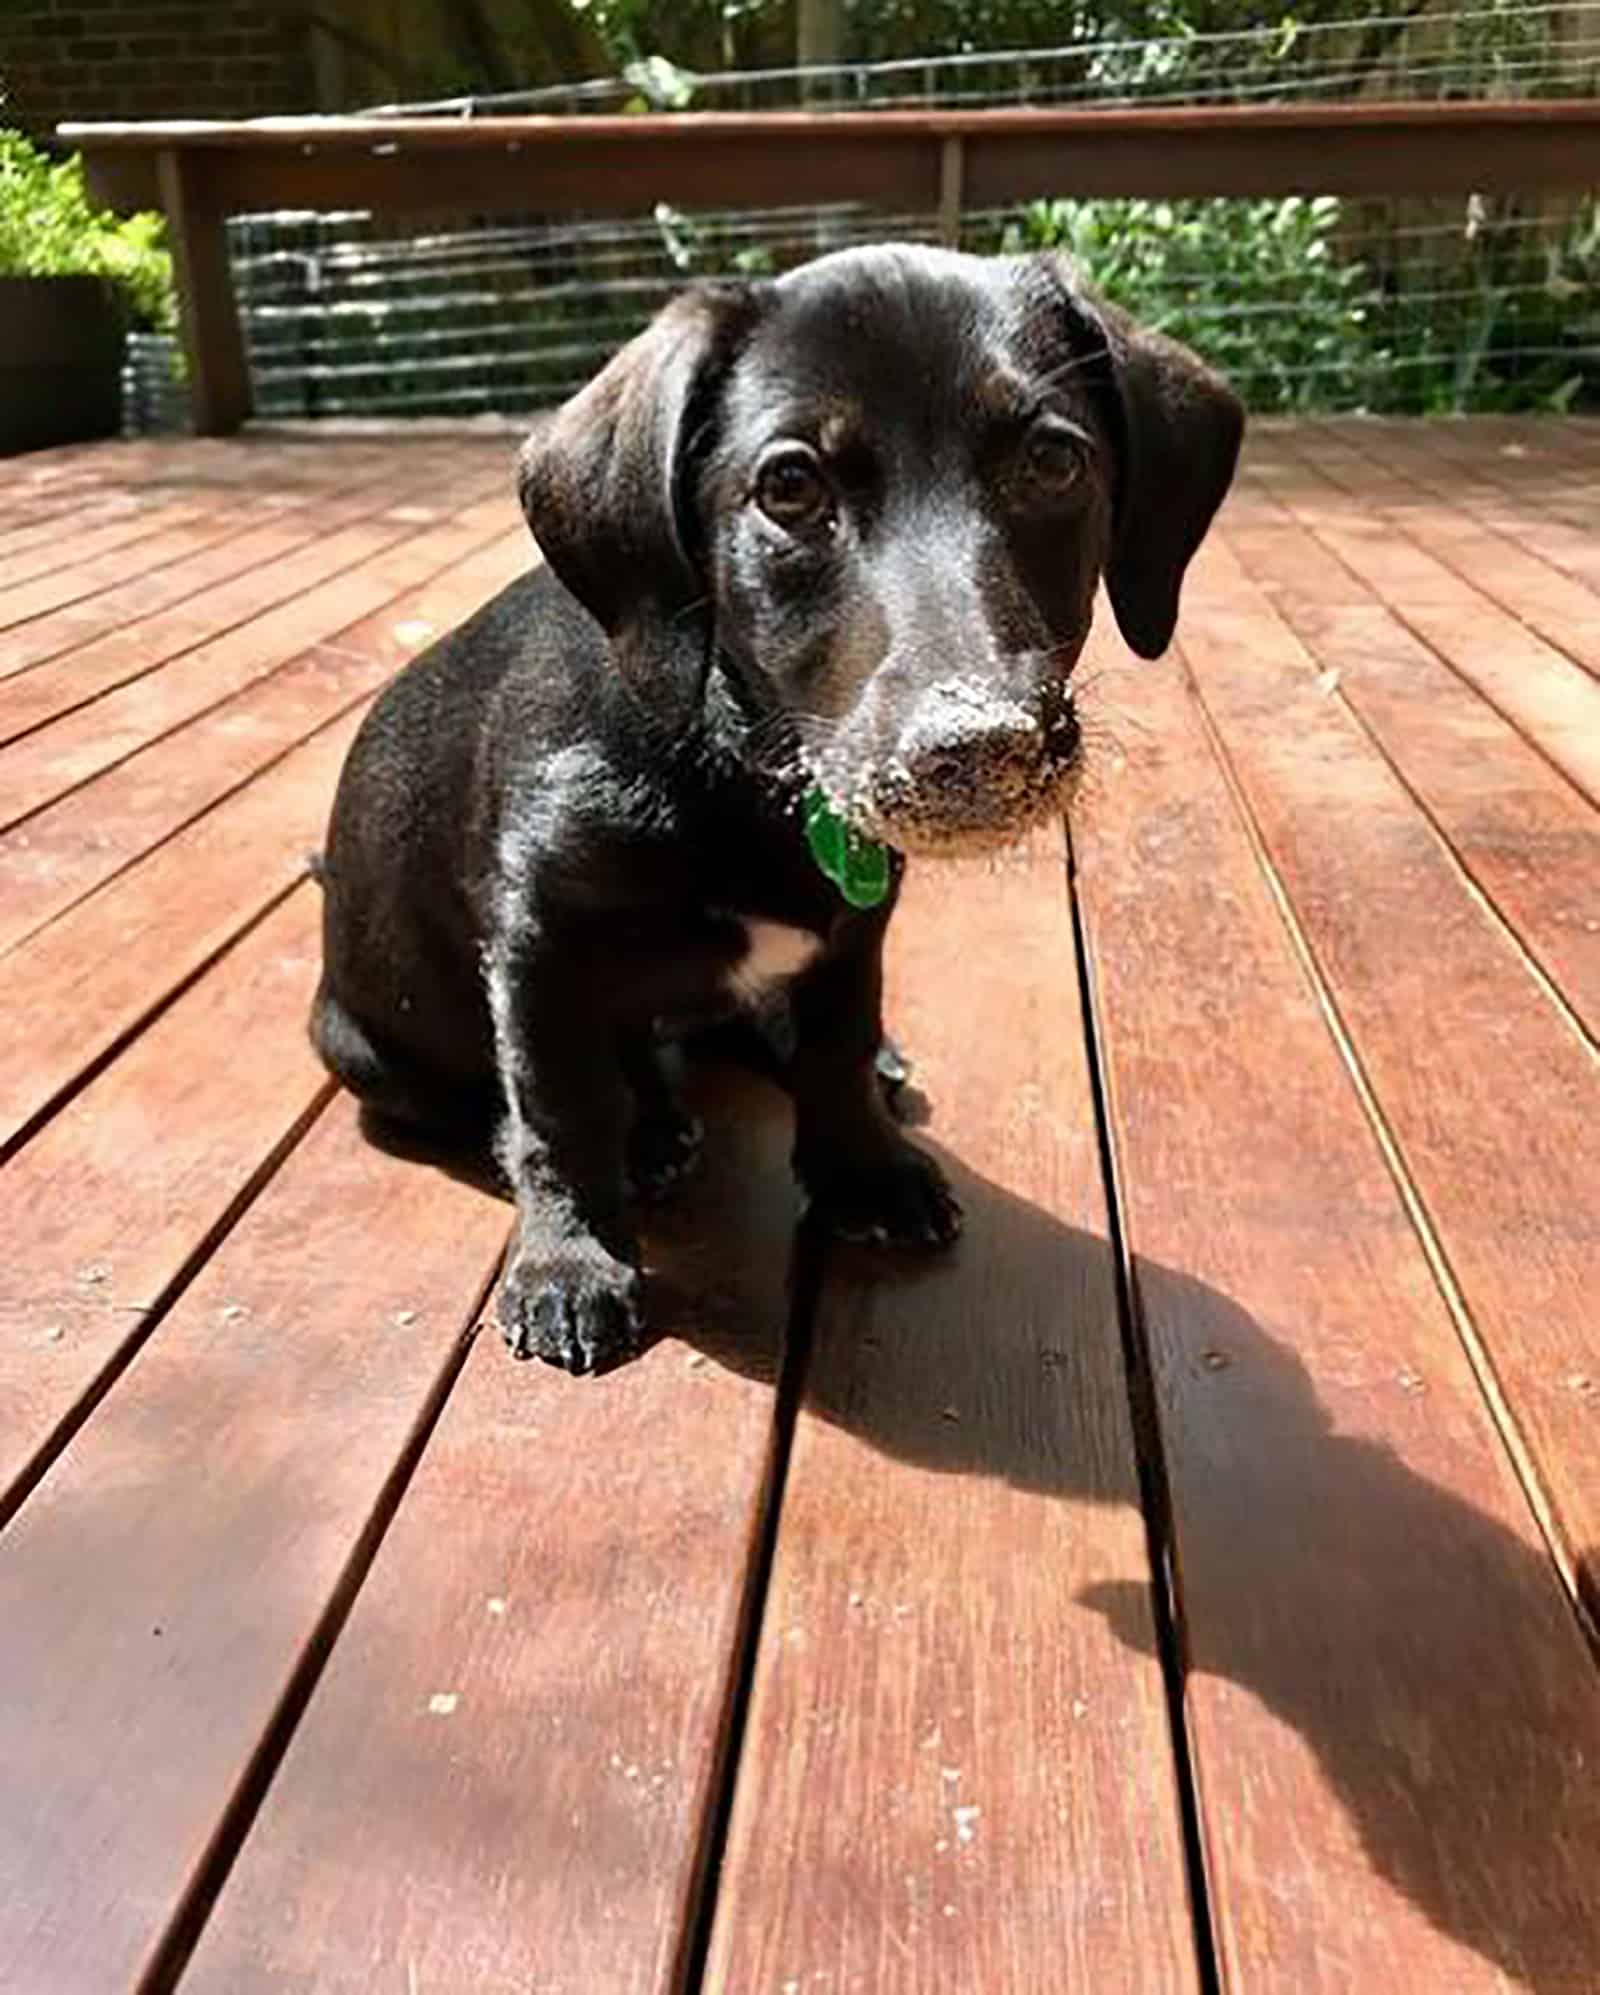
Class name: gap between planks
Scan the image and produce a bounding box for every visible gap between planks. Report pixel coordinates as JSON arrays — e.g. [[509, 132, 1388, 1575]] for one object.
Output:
[[1070, 623, 1600, 1990], [1235, 456, 1600, 810], [0, 500, 528, 965], [0, 436, 447, 624], [1213, 512, 1600, 1055], [1182, 651, 1600, 1655], [0, 437, 514, 720], [1260, 425, 1600, 687], [1176, 513, 1600, 1644]]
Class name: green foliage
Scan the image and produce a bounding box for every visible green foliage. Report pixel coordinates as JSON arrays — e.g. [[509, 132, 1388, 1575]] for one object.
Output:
[[0, 128, 176, 331], [563, 0, 723, 67], [1002, 194, 1369, 411], [997, 193, 1600, 416], [549, 0, 1568, 92]]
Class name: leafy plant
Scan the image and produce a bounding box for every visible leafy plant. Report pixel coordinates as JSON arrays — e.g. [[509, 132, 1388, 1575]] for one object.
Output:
[[0, 128, 176, 331], [996, 191, 1600, 416], [1000, 194, 1371, 411]]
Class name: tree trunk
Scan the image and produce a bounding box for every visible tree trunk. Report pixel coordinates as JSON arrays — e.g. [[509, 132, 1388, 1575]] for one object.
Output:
[[797, 0, 843, 101]]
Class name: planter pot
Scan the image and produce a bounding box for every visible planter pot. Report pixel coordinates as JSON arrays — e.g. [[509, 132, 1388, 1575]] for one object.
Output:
[[0, 275, 124, 455]]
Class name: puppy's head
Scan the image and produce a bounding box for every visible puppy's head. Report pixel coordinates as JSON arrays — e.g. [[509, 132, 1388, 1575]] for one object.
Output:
[[519, 244, 1242, 855]]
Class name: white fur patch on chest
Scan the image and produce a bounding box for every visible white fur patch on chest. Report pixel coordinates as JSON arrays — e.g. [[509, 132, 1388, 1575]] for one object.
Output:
[[725, 919, 821, 1006]]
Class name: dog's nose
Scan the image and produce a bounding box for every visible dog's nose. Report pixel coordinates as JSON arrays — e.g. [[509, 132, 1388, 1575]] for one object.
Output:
[[897, 686, 1045, 791]]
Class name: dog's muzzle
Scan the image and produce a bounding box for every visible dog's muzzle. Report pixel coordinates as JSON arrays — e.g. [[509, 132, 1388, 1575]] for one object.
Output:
[[821, 676, 1082, 856]]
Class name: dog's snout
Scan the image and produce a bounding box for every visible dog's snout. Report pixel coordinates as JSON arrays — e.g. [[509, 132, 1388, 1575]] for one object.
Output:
[[897, 684, 1044, 788], [821, 671, 1079, 856]]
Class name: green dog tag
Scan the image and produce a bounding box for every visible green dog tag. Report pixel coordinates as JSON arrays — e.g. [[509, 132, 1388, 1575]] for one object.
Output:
[[804, 786, 891, 909]]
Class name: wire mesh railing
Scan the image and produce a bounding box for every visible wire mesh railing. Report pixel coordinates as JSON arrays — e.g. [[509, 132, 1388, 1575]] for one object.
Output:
[[123, 8, 1600, 431], [356, 2, 1600, 116], [213, 187, 1598, 426]]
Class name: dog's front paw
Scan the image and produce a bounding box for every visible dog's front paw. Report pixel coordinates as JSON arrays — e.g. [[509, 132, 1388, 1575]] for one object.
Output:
[[805, 1138, 963, 1250], [498, 1238, 645, 1375]]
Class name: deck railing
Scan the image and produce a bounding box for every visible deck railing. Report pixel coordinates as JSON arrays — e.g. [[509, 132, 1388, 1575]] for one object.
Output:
[[64, 99, 1600, 436]]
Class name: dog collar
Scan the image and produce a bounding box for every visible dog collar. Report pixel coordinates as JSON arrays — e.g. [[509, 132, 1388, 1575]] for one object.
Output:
[[803, 787, 891, 909]]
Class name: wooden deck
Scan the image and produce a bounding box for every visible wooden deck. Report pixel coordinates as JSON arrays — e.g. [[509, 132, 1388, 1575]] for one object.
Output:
[[1, 417, 1598, 1994]]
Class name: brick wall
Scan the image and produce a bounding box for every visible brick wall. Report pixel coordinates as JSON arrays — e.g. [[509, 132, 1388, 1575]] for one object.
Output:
[[1, 0, 314, 135]]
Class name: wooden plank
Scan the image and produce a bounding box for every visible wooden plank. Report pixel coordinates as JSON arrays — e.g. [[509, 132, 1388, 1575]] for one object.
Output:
[[0, 434, 179, 502], [0, 438, 503, 704], [1336, 416, 1600, 548], [1218, 503, 1600, 1037], [155, 135, 940, 237], [1177, 533, 1600, 1616], [0, 435, 380, 511], [0, 489, 145, 565], [0, 527, 525, 955], [707, 834, 1200, 1994], [66, 100, 1600, 150], [0, 449, 216, 559], [0, 505, 521, 851], [1306, 419, 1600, 579], [182, 1071, 798, 1994], [0, 494, 398, 726], [938, 132, 965, 247], [1330, 414, 1600, 481], [1319, 418, 1600, 597], [0, 498, 225, 615], [1265, 425, 1600, 682], [0, 436, 332, 511], [0, 712, 356, 1153], [0, 889, 328, 1515], [0, 435, 410, 682], [0, 1096, 509, 1993], [64, 102, 1600, 218], [1240, 454, 1600, 807], [1071, 625, 1600, 1990], [97, 111, 1600, 222], [0, 442, 147, 509], [158, 146, 253, 434], [1413, 414, 1600, 477], [0, 488, 265, 599]]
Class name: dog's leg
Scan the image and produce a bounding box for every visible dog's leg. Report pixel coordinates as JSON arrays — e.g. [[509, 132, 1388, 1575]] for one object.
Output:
[[619, 1030, 703, 1202], [789, 924, 962, 1249], [310, 980, 492, 1138], [489, 940, 643, 1375]]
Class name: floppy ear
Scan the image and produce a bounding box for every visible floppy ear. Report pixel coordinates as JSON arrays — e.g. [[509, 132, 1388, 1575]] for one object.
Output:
[[1097, 298, 1245, 658], [517, 283, 763, 713], [1029, 259, 1244, 659]]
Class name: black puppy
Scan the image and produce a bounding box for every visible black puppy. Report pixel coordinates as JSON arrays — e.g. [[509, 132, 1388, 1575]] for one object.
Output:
[[310, 244, 1242, 1375]]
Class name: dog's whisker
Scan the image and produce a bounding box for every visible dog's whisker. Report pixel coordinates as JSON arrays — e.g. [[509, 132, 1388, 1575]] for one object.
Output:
[[1034, 348, 1106, 390]]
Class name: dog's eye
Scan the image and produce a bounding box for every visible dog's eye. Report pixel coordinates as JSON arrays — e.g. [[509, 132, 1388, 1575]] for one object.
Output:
[[755, 446, 832, 530], [1020, 422, 1088, 492]]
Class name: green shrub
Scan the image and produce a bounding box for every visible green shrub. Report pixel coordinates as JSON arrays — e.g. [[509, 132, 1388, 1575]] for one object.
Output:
[[1000, 195, 1373, 413], [0, 127, 176, 332], [995, 192, 1600, 416]]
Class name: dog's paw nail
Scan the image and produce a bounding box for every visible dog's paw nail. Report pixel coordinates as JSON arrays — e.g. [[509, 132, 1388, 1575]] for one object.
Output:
[[876, 1038, 913, 1089], [927, 1188, 964, 1245], [836, 1219, 890, 1246]]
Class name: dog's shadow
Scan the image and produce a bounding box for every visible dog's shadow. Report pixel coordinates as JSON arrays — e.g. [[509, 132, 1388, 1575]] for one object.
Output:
[[365, 1069, 1600, 1992]]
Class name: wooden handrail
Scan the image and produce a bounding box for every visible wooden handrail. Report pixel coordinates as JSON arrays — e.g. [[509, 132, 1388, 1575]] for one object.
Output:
[[57, 98, 1600, 148], [60, 99, 1600, 435]]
